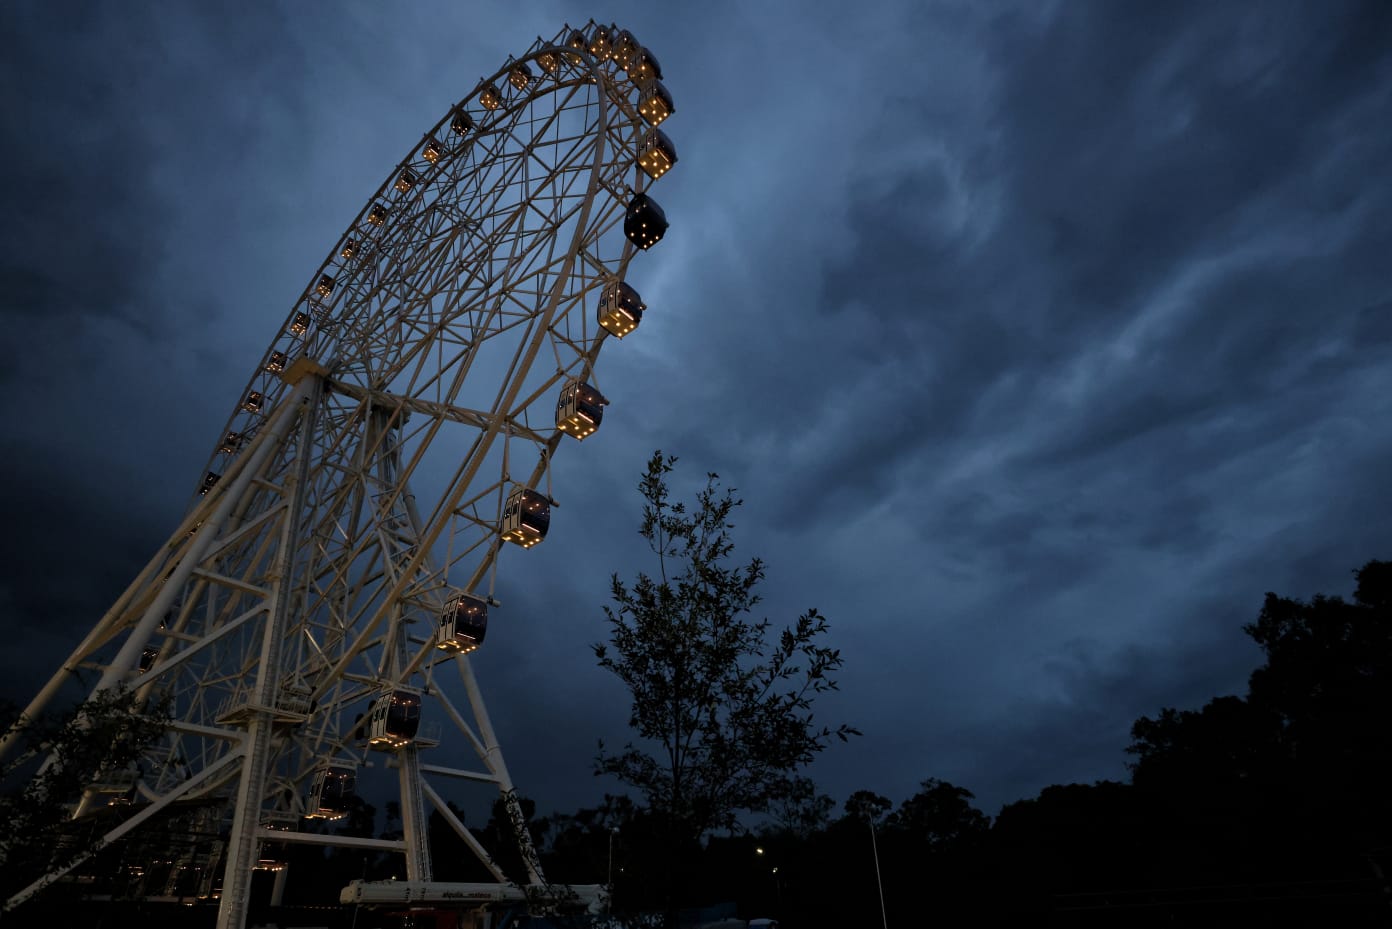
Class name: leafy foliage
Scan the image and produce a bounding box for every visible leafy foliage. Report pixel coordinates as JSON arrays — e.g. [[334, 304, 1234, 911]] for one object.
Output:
[[0, 686, 170, 900], [1129, 561, 1392, 834], [842, 789, 892, 826], [593, 452, 858, 841], [766, 776, 836, 839], [886, 778, 990, 850]]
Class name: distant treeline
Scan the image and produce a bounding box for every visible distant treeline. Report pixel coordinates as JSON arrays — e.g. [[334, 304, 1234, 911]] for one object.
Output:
[[518, 558, 1392, 927]]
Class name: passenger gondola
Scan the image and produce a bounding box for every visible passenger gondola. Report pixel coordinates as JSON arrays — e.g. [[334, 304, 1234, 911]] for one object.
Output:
[[306, 764, 357, 819], [638, 129, 677, 180], [588, 25, 613, 59], [556, 380, 608, 440], [624, 193, 667, 250], [631, 47, 663, 82], [508, 62, 533, 90], [438, 593, 489, 654], [451, 111, 475, 137], [614, 30, 639, 69], [597, 280, 645, 337], [366, 690, 422, 750], [638, 80, 674, 127], [501, 488, 550, 548]]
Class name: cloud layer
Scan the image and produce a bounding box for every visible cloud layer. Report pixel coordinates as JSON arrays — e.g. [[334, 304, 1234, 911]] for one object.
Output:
[[2, 0, 1390, 817]]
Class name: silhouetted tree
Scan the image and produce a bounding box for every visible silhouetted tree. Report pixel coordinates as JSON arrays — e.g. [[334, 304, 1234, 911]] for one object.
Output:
[[842, 789, 892, 826], [1245, 561, 1392, 834], [1128, 695, 1285, 793], [992, 781, 1152, 906], [766, 776, 835, 839], [1125, 559, 1392, 889], [536, 793, 634, 886], [594, 451, 858, 919], [885, 778, 989, 851]]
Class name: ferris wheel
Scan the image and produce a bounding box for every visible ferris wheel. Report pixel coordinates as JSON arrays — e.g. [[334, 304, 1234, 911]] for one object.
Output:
[[0, 21, 677, 927]]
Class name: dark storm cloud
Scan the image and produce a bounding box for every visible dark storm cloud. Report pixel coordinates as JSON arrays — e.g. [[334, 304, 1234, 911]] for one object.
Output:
[[849, 2, 1386, 808], [0, 3, 327, 696], [634, 0, 1392, 809], [2, 0, 1390, 823]]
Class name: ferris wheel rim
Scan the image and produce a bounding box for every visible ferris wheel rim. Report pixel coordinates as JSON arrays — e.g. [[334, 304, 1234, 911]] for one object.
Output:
[[195, 36, 651, 504]]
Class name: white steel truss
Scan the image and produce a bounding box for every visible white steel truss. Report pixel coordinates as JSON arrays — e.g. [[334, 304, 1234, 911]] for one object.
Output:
[[1, 22, 676, 929]]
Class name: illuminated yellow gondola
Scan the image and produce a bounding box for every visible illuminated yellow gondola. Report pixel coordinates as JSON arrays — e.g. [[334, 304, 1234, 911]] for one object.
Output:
[[556, 380, 608, 440], [614, 30, 639, 68], [638, 80, 674, 127], [565, 30, 587, 64], [597, 280, 645, 337], [501, 488, 550, 549], [588, 25, 613, 59], [631, 47, 663, 83], [638, 129, 677, 180]]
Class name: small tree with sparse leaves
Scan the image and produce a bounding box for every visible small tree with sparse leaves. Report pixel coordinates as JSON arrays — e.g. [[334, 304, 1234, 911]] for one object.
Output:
[[594, 451, 858, 917]]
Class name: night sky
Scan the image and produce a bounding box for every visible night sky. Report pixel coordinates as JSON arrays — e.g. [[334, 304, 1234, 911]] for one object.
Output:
[[3, 1, 1390, 821]]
